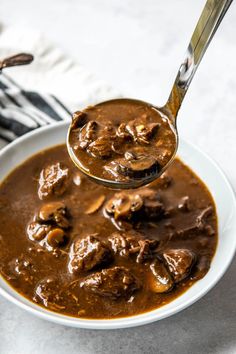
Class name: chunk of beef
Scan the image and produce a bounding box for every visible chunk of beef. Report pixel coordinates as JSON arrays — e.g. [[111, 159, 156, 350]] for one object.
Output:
[[116, 122, 132, 140], [163, 249, 196, 283], [80, 266, 140, 299], [68, 235, 112, 274], [71, 111, 87, 130], [87, 124, 119, 158], [38, 163, 69, 200], [108, 232, 138, 257], [105, 188, 164, 221], [78, 121, 98, 149], [125, 117, 160, 144], [76, 120, 119, 159], [34, 277, 66, 310], [88, 136, 113, 158], [134, 239, 159, 263], [108, 231, 159, 263], [149, 259, 174, 293], [172, 206, 214, 240], [116, 116, 159, 145], [38, 202, 70, 229]]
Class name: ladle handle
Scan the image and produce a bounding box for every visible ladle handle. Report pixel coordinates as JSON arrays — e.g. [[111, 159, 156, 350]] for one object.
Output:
[[164, 0, 233, 120], [0, 53, 34, 71]]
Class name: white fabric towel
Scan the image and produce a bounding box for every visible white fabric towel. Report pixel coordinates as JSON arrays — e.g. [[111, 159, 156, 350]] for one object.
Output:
[[0, 25, 118, 148]]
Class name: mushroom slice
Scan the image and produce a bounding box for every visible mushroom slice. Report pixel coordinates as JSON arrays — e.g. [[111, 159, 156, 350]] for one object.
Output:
[[110, 151, 159, 179], [38, 201, 70, 229], [85, 195, 106, 214], [149, 259, 174, 293], [105, 191, 144, 220], [46, 228, 67, 248]]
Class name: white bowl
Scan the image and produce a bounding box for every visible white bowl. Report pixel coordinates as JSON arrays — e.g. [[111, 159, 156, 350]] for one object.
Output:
[[0, 121, 236, 329]]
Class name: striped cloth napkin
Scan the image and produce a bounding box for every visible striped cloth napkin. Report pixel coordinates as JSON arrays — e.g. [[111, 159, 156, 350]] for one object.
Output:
[[0, 72, 71, 143], [0, 26, 117, 148]]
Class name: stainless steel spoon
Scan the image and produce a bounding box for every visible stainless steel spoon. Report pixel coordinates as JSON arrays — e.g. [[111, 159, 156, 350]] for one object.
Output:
[[67, 0, 233, 189]]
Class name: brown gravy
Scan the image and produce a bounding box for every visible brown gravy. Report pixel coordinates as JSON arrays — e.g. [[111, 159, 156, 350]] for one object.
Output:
[[0, 145, 217, 319], [69, 99, 177, 185]]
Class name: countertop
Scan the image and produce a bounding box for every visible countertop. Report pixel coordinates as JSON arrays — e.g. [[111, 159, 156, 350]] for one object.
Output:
[[0, 0, 236, 353]]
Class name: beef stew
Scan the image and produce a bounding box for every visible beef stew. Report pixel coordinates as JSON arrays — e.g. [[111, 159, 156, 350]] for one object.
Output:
[[0, 145, 217, 319]]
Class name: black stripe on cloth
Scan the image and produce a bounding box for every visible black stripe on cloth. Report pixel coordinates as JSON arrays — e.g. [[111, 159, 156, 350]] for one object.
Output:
[[2, 90, 21, 107], [21, 90, 63, 121], [2, 73, 71, 121], [0, 80, 8, 90], [0, 112, 34, 136], [0, 73, 72, 141]]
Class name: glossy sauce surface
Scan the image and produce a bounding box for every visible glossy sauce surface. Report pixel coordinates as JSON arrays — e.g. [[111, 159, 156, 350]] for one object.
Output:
[[0, 145, 217, 319]]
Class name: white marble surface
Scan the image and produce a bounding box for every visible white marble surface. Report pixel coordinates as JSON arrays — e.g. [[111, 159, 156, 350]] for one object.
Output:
[[0, 0, 236, 353]]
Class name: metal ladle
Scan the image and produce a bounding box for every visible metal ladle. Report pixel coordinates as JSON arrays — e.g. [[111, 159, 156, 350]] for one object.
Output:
[[67, 0, 233, 189]]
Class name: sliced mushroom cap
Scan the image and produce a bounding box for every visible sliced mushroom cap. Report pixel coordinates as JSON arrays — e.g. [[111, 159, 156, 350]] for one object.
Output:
[[105, 193, 132, 219], [46, 228, 67, 248], [163, 249, 196, 283], [149, 259, 174, 293], [114, 151, 160, 179], [38, 201, 70, 229], [85, 195, 106, 214], [105, 192, 143, 220]]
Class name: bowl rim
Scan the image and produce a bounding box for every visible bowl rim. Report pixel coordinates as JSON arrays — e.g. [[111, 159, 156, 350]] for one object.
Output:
[[0, 121, 235, 330]]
